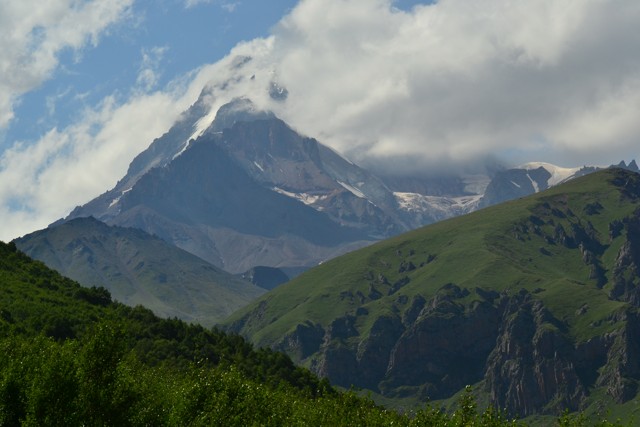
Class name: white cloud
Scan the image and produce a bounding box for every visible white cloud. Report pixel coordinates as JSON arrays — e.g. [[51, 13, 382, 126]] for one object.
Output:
[[0, 0, 134, 129], [249, 0, 640, 171], [184, 0, 241, 11], [136, 46, 169, 92], [221, 2, 241, 13], [0, 84, 194, 241]]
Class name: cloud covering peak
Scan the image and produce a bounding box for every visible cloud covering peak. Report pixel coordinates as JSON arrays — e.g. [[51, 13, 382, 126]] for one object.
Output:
[[258, 0, 640, 169]]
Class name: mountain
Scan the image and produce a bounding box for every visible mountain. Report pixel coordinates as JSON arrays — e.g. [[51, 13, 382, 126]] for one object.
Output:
[[1, 239, 555, 426], [478, 161, 639, 208], [224, 168, 640, 419], [65, 97, 480, 274], [63, 92, 630, 277], [14, 217, 264, 326]]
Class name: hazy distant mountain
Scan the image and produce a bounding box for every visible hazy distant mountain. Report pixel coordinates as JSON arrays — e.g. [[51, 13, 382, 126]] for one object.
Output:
[[14, 217, 264, 326]]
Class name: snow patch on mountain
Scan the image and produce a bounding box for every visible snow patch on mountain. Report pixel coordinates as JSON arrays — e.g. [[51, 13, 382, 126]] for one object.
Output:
[[172, 140, 193, 160], [190, 104, 219, 141], [272, 187, 329, 207], [526, 173, 539, 192], [108, 188, 132, 209], [338, 181, 366, 198], [519, 162, 581, 186], [394, 192, 481, 216]]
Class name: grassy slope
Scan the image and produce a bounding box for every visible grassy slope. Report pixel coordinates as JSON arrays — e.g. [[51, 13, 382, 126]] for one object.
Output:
[[0, 241, 555, 426], [227, 169, 635, 349], [14, 217, 264, 326], [0, 239, 330, 393], [223, 169, 640, 425]]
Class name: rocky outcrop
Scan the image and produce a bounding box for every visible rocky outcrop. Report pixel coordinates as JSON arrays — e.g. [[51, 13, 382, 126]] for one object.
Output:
[[279, 321, 325, 361], [594, 311, 640, 403], [484, 293, 586, 416], [269, 285, 640, 417], [479, 167, 552, 208], [356, 315, 404, 390], [382, 287, 499, 399], [610, 212, 640, 305]]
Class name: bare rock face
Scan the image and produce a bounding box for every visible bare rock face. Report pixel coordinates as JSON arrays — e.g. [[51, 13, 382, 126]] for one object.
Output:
[[610, 212, 640, 305], [312, 314, 404, 390], [596, 311, 640, 403], [479, 167, 552, 208], [485, 293, 586, 416], [279, 322, 325, 361], [383, 287, 500, 399], [267, 284, 640, 417]]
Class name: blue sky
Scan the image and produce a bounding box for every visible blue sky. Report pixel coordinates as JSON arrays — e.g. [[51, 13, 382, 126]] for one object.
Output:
[[1, 0, 639, 240], [3, 0, 300, 144], [3, 0, 427, 144]]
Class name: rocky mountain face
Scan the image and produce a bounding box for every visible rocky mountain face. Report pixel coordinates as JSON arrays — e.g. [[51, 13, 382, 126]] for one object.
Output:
[[225, 169, 640, 418], [14, 217, 264, 326], [65, 97, 483, 273], [63, 92, 634, 277], [478, 161, 639, 208]]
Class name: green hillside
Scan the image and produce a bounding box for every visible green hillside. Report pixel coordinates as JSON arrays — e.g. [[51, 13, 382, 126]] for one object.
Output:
[[14, 217, 264, 326], [2, 199, 634, 424], [7, 242, 592, 427], [225, 168, 640, 420], [1, 239, 551, 426]]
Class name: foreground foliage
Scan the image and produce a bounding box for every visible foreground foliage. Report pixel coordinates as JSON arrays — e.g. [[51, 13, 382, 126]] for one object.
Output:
[[0, 240, 631, 425]]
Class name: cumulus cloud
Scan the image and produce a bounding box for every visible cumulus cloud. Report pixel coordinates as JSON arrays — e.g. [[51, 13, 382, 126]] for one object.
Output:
[[250, 0, 640, 171], [136, 46, 169, 92], [0, 0, 133, 129]]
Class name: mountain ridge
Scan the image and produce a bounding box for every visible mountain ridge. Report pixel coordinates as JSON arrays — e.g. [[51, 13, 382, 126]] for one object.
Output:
[[14, 216, 265, 326], [224, 168, 640, 418], [64, 95, 629, 276]]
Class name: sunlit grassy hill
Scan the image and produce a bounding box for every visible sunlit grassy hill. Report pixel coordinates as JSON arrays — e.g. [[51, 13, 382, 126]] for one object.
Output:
[[225, 168, 640, 421]]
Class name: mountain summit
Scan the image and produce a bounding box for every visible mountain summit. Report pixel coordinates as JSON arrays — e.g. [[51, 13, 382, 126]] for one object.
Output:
[[64, 93, 635, 276], [66, 97, 478, 273]]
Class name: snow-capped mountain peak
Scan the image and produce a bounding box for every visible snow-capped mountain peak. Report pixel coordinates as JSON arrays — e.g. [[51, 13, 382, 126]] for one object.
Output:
[[518, 162, 582, 186]]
